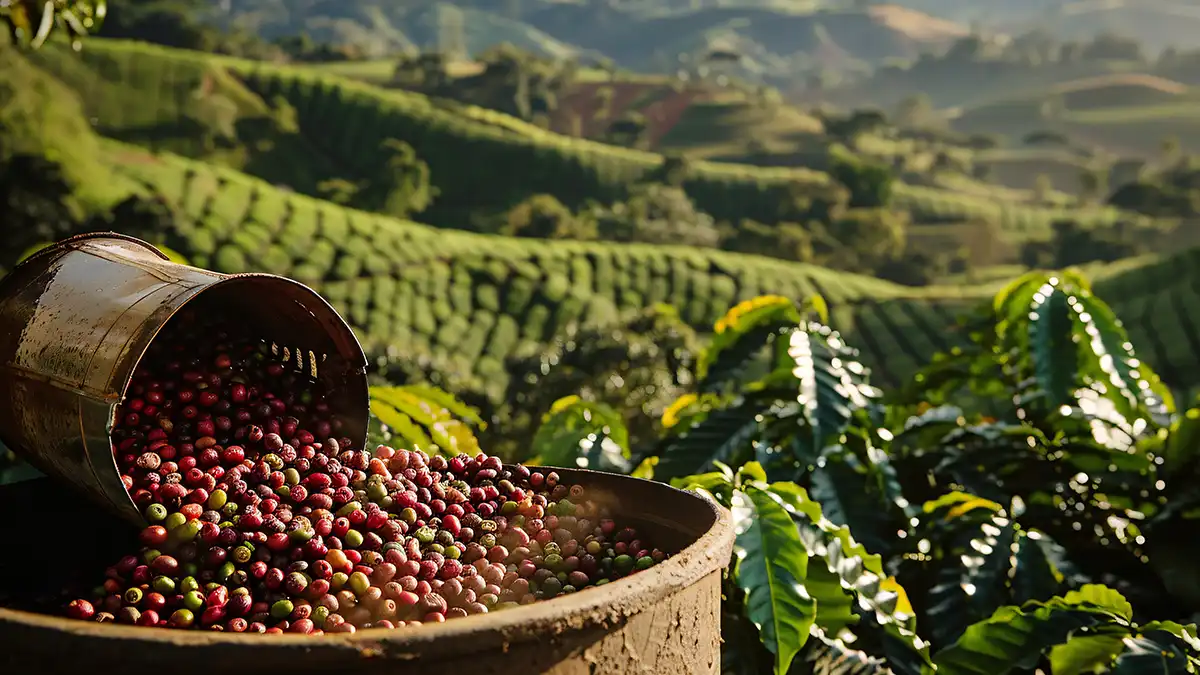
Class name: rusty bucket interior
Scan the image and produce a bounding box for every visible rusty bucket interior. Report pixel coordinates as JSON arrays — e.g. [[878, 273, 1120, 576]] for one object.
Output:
[[0, 233, 370, 524]]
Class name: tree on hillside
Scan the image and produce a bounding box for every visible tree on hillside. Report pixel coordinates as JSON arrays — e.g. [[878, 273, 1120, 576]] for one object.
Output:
[[892, 94, 933, 128], [829, 156, 893, 208], [1082, 32, 1144, 61], [1078, 167, 1109, 204], [0, 144, 78, 265], [821, 109, 887, 145], [1023, 130, 1070, 146], [778, 179, 848, 224], [1021, 219, 1145, 268], [589, 184, 721, 248], [1034, 173, 1054, 202], [360, 139, 437, 219], [652, 153, 692, 187], [604, 112, 648, 149], [1161, 135, 1182, 166], [822, 208, 909, 273], [503, 194, 594, 240]]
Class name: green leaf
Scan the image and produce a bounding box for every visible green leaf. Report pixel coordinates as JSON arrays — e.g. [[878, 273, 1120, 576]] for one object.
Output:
[[1027, 282, 1079, 410], [809, 446, 895, 556], [370, 386, 480, 456], [1049, 635, 1126, 675], [630, 456, 657, 480], [1063, 586, 1133, 622], [529, 397, 631, 472], [922, 496, 1066, 647], [933, 586, 1135, 675], [806, 627, 891, 675], [654, 398, 763, 480], [672, 469, 734, 494], [784, 324, 878, 450], [770, 482, 932, 673], [369, 402, 433, 452], [1162, 408, 1200, 478], [732, 485, 818, 675], [392, 384, 485, 427], [700, 295, 800, 389], [1108, 634, 1196, 675], [1075, 293, 1174, 420]]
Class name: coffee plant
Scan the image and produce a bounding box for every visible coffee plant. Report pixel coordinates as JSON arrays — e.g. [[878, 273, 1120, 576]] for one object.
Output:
[[535, 273, 1200, 674]]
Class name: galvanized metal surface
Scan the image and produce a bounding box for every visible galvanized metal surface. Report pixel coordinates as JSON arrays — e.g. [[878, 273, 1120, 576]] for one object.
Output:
[[0, 233, 370, 524], [0, 468, 734, 674]]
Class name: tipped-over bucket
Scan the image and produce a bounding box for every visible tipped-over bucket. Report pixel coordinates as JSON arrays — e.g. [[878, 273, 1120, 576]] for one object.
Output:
[[0, 233, 369, 524]]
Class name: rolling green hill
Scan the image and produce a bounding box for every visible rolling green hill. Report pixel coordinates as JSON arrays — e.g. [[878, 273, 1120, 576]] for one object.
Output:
[[26, 39, 1134, 241], [7, 42, 1200, 398], [101, 141, 1200, 394], [205, 0, 967, 74], [948, 73, 1200, 158]]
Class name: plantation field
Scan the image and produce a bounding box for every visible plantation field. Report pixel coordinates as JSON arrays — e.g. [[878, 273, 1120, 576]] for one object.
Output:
[[26, 39, 1138, 239], [655, 98, 826, 159], [91, 139, 1200, 394], [951, 73, 1200, 158], [12, 39, 1200, 395]]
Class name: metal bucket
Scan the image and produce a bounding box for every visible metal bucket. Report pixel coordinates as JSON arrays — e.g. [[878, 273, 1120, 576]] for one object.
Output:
[[0, 468, 734, 674], [0, 232, 370, 524]]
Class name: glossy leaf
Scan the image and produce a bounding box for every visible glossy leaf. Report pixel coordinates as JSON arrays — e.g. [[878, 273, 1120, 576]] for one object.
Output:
[[1026, 281, 1079, 410], [731, 485, 818, 675], [1049, 634, 1126, 675], [924, 509, 1064, 647], [529, 397, 631, 472], [785, 325, 878, 450], [770, 482, 932, 673], [806, 627, 892, 675], [1074, 292, 1174, 421], [370, 386, 480, 456], [933, 586, 1135, 675], [809, 446, 896, 557], [1108, 634, 1197, 675], [369, 401, 433, 452], [654, 398, 762, 480], [699, 295, 799, 389]]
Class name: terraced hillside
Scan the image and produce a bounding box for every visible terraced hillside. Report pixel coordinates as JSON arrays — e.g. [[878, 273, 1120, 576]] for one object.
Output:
[[951, 73, 1200, 158], [104, 145, 962, 387], [98, 143, 1200, 396], [28, 39, 1131, 240], [11, 43, 1200, 397]]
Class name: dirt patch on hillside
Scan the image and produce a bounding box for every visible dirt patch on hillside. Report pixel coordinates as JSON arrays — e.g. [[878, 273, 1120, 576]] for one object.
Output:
[[112, 149, 163, 166], [867, 4, 970, 42], [1049, 73, 1188, 95]]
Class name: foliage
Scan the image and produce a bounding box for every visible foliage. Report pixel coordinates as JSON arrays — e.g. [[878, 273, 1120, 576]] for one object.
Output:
[[502, 194, 594, 240], [527, 396, 631, 473], [525, 275, 1200, 674], [585, 183, 723, 249], [0, 150, 79, 266], [367, 384, 483, 457], [2, 0, 104, 49], [359, 139, 438, 219]]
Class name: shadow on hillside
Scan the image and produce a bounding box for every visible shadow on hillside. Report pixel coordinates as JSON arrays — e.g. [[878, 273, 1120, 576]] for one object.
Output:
[[96, 118, 212, 154]]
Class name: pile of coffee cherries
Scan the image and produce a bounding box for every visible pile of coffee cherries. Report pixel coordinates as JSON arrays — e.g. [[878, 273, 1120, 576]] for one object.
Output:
[[64, 309, 666, 634]]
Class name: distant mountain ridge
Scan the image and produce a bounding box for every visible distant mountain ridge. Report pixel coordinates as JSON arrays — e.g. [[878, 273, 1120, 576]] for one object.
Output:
[[206, 1, 968, 72], [197, 0, 1200, 87]]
